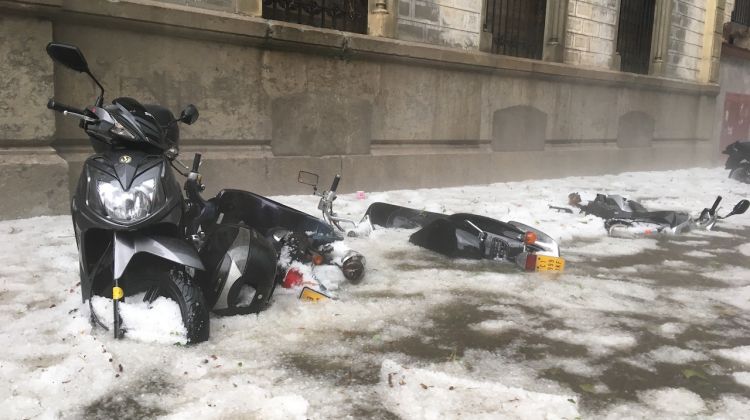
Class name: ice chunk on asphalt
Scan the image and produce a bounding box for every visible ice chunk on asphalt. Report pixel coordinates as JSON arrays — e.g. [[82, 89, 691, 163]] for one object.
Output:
[[657, 322, 688, 339], [379, 359, 579, 420], [732, 372, 750, 388], [470, 319, 517, 334], [546, 329, 637, 355], [638, 388, 706, 415], [715, 346, 750, 366], [647, 346, 707, 364]]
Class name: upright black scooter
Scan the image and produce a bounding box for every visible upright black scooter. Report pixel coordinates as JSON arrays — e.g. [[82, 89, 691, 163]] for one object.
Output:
[[46, 43, 278, 343]]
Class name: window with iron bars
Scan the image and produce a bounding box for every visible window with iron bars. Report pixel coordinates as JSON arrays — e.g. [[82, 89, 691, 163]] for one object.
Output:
[[262, 0, 368, 34], [616, 0, 656, 74], [733, 0, 750, 26], [482, 0, 547, 59]]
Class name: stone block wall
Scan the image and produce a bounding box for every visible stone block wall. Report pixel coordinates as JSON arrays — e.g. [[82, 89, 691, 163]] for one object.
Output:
[[154, 0, 235, 12], [564, 0, 618, 69], [666, 0, 707, 81], [0, 0, 721, 219], [395, 0, 482, 49]]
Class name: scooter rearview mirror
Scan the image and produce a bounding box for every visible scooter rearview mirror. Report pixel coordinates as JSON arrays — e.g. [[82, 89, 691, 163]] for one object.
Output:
[[730, 199, 750, 217], [298, 171, 319, 187], [46, 42, 105, 106], [46, 43, 90, 73], [180, 104, 199, 125]]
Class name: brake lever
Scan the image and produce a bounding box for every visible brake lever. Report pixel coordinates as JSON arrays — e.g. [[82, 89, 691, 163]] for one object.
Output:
[[63, 110, 98, 123]]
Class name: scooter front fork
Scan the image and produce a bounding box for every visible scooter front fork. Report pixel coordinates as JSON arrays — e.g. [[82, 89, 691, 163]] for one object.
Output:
[[112, 279, 124, 339]]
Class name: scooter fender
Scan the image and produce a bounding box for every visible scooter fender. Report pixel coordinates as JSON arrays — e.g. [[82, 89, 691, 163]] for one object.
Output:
[[113, 231, 205, 280]]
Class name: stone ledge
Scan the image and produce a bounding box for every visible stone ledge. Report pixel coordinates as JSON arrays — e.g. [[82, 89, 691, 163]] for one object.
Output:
[[0, 0, 720, 96], [0, 147, 70, 219], [54, 142, 714, 202]]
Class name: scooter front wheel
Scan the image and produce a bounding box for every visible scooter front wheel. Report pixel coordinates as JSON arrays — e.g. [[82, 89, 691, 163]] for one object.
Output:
[[152, 267, 210, 344]]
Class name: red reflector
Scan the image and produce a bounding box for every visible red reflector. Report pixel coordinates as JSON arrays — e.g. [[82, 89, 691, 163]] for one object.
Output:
[[282, 268, 304, 288], [525, 254, 537, 271]]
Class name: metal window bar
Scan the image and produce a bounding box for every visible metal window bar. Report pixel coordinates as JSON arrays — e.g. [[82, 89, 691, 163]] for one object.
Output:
[[616, 0, 656, 74], [262, 0, 367, 34], [483, 0, 547, 59], [733, 0, 750, 26]]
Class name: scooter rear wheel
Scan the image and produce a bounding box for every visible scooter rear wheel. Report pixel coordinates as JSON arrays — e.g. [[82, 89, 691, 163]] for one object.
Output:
[[729, 165, 750, 184]]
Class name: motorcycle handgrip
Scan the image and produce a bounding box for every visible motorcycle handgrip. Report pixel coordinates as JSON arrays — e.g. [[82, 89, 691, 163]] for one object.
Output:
[[330, 174, 341, 192], [47, 99, 85, 116], [192, 153, 202, 172], [710, 196, 722, 213]]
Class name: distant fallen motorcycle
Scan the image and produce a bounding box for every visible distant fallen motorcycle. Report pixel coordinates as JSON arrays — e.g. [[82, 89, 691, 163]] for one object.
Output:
[[298, 172, 564, 272], [723, 141, 750, 183], [566, 193, 749, 238]]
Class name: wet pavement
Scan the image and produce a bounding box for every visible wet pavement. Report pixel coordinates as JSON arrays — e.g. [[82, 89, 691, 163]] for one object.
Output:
[[279, 226, 750, 417]]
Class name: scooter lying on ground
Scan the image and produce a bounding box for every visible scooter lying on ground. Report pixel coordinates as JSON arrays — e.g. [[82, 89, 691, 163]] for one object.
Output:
[[565, 193, 749, 238], [47, 42, 362, 344], [723, 140, 750, 183], [202, 173, 367, 302], [298, 172, 565, 272]]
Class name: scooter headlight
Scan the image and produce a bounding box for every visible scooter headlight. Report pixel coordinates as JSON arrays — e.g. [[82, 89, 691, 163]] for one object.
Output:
[[87, 166, 164, 224], [97, 178, 157, 222], [109, 120, 137, 140]]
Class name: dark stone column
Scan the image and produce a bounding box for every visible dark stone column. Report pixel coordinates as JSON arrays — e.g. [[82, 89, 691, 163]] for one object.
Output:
[[649, 0, 674, 76], [543, 0, 569, 62]]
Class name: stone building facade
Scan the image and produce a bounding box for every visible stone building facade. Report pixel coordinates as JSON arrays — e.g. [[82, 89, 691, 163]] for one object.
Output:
[[0, 0, 731, 219]]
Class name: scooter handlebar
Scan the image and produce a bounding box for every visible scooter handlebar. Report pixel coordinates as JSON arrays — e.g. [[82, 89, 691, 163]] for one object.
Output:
[[330, 174, 341, 192], [191, 153, 202, 172], [710, 196, 722, 213], [47, 99, 85, 116]]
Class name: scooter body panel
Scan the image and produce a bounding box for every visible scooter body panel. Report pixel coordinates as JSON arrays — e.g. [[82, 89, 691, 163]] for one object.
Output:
[[113, 231, 204, 280], [72, 150, 192, 301]]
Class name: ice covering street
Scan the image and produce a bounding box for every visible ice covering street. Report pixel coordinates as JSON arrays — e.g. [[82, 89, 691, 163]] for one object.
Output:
[[1, 167, 750, 419]]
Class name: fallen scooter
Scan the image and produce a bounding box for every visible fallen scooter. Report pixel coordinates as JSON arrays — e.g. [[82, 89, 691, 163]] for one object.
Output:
[[199, 172, 367, 302], [298, 172, 565, 272], [723, 140, 750, 183], [566, 193, 749, 238]]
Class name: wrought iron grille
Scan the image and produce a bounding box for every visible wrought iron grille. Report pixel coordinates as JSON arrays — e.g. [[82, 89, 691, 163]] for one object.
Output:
[[483, 0, 547, 59], [616, 0, 656, 74], [732, 0, 750, 26], [262, 0, 368, 34]]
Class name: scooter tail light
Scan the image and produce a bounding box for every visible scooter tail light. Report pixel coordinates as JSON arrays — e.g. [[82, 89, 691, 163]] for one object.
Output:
[[311, 253, 325, 266], [524, 231, 537, 245], [282, 268, 304, 288], [524, 254, 537, 272]]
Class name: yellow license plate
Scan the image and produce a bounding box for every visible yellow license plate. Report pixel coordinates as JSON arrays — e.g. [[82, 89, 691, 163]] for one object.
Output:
[[535, 255, 565, 272], [299, 287, 331, 302]]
